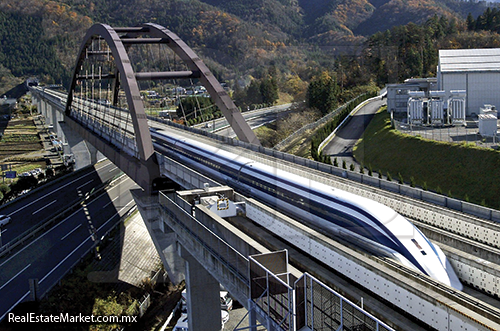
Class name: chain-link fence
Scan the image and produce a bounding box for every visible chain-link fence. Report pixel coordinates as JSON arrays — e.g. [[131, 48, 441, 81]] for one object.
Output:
[[393, 117, 500, 150], [296, 273, 394, 331], [250, 252, 295, 331]]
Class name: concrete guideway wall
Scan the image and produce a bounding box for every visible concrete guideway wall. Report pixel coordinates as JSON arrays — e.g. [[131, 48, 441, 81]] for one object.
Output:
[[245, 198, 500, 331], [157, 122, 500, 298]]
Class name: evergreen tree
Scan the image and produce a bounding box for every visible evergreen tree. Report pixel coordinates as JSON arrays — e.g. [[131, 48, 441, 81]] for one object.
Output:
[[306, 71, 339, 115], [246, 80, 262, 105], [466, 13, 475, 31], [260, 77, 279, 105]]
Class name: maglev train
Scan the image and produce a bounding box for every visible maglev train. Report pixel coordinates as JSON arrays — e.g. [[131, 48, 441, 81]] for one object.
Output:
[[151, 128, 463, 291]]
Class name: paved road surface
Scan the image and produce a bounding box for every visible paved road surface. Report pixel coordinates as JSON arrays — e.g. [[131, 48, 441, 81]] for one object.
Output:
[[0, 168, 138, 321], [323, 99, 386, 166]]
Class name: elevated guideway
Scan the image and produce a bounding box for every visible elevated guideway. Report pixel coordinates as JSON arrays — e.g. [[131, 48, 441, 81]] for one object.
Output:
[[148, 119, 500, 331], [31, 85, 500, 330], [24, 22, 500, 331]]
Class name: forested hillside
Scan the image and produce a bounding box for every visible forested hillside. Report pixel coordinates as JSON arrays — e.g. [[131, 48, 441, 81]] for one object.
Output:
[[0, 0, 497, 99]]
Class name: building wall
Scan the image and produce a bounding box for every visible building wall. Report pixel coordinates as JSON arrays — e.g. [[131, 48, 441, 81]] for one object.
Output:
[[442, 71, 500, 116]]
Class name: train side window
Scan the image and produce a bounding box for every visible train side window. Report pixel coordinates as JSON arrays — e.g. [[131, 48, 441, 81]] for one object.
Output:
[[411, 239, 422, 250]]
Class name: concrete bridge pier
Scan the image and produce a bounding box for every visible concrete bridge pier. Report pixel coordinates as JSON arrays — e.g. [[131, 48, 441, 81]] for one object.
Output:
[[36, 97, 46, 118], [50, 104, 58, 132], [179, 245, 223, 331], [131, 190, 186, 284], [86, 141, 99, 165]]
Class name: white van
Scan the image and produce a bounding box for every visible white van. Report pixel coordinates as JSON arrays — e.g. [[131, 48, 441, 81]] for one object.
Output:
[[173, 311, 229, 330], [181, 289, 233, 311]]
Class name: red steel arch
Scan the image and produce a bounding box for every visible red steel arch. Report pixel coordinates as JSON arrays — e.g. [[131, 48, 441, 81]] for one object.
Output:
[[66, 23, 260, 160], [66, 23, 154, 161], [65, 23, 260, 192]]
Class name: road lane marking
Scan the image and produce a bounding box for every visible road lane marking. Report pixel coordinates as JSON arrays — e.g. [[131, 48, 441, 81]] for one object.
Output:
[[39, 238, 90, 284], [40, 209, 123, 285], [76, 179, 94, 191], [0, 207, 85, 268], [32, 200, 57, 215], [0, 291, 29, 321], [108, 166, 118, 172], [9, 169, 106, 216], [119, 200, 134, 213], [103, 196, 119, 209], [60, 224, 82, 241], [0, 264, 31, 291], [0, 178, 134, 269]]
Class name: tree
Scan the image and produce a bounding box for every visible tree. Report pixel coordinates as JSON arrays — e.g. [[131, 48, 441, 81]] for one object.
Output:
[[12, 176, 38, 192], [466, 13, 475, 31], [306, 71, 339, 115], [260, 77, 279, 105], [46, 168, 54, 177], [246, 80, 262, 105]]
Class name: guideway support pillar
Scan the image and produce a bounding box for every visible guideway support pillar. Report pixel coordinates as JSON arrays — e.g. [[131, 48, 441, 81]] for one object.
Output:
[[180, 245, 222, 331]]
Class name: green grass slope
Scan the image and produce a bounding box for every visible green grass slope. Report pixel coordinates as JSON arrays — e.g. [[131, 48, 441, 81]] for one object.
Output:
[[354, 110, 500, 208]]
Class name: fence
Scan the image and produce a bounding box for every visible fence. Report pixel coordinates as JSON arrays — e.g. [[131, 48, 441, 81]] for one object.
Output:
[[296, 273, 394, 331], [393, 118, 500, 149], [273, 95, 370, 151]]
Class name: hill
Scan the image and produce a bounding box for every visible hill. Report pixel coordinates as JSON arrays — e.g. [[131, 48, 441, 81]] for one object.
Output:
[[0, 0, 496, 96]]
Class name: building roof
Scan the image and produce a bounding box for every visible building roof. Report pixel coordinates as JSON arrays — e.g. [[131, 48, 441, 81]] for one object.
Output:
[[439, 48, 500, 73]]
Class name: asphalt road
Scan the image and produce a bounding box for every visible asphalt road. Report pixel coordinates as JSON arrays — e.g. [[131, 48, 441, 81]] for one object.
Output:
[[0, 161, 122, 243], [323, 99, 386, 165], [203, 104, 292, 138], [0, 163, 138, 321]]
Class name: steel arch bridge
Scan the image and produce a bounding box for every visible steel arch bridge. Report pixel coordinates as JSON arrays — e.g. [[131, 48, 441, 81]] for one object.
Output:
[[64, 23, 260, 193]]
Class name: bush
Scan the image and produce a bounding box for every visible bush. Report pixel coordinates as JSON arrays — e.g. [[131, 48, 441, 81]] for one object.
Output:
[[398, 172, 404, 184], [386, 171, 392, 181], [12, 176, 38, 192], [350, 164, 355, 171], [342, 160, 347, 169], [46, 168, 54, 177], [0, 183, 10, 196], [410, 176, 415, 187]]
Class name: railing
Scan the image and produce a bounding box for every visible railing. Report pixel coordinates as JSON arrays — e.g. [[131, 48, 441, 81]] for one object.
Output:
[[296, 273, 394, 331], [393, 117, 500, 149], [158, 192, 250, 285]]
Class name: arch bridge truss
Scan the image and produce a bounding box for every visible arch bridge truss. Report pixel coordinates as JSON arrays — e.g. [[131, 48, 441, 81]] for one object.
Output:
[[64, 23, 259, 193]]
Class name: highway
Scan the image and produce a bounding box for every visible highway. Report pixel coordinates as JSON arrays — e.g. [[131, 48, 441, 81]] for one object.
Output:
[[200, 104, 292, 137], [0, 162, 138, 321], [0, 162, 122, 243]]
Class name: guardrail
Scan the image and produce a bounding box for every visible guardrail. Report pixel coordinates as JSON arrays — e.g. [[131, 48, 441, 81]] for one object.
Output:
[[273, 96, 368, 151], [157, 114, 500, 224], [317, 95, 382, 153], [0, 173, 126, 259]]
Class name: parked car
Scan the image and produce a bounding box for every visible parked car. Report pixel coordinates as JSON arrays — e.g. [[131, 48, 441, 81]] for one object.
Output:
[[172, 311, 229, 331], [181, 289, 233, 312], [0, 215, 11, 226]]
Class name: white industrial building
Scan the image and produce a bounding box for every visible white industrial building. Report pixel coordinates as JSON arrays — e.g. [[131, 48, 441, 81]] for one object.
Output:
[[386, 78, 437, 113], [438, 48, 500, 116]]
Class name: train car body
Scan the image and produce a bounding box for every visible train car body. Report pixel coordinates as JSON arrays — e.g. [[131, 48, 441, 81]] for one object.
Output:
[[151, 129, 463, 291]]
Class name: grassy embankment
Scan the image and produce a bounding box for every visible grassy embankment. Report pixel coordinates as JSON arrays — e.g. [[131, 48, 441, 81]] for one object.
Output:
[[354, 109, 500, 209]]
